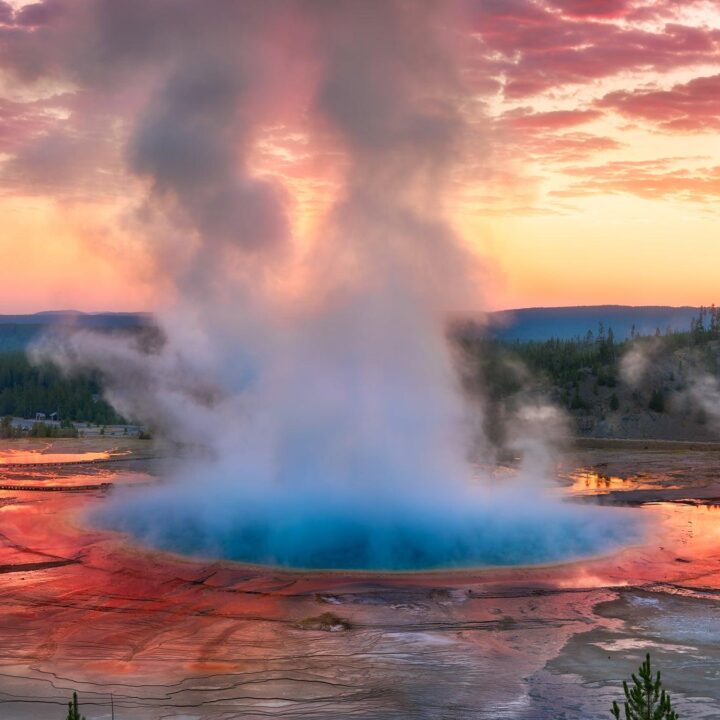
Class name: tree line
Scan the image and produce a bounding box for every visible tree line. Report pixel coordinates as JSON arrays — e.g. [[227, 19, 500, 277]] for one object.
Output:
[[0, 351, 124, 425]]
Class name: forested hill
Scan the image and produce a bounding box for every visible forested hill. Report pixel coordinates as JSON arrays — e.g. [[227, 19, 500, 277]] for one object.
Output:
[[458, 306, 720, 444], [0, 312, 149, 424], [0, 306, 716, 437]]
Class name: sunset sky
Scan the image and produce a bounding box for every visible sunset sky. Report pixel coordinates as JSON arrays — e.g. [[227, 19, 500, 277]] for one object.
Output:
[[0, 0, 719, 313]]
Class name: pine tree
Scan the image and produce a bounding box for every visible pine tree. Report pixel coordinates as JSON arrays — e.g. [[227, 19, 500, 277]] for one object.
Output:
[[66, 691, 86, 720], [648, 389, 665, 413], [611, 653, 678, 720]]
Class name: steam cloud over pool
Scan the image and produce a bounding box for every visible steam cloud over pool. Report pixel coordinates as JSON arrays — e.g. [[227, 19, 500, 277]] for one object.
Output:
[[35, 1, 641, 572]]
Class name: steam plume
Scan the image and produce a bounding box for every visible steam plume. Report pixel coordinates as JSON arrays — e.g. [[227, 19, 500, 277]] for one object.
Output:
[[34, 0, 636, 570]]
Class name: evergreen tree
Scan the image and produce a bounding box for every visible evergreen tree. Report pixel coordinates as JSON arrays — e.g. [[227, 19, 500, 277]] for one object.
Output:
[[710, 305, 719, 338], [649, 389, 665, 413], [611, 653, 678, 720], [66, 691, 86, 720]]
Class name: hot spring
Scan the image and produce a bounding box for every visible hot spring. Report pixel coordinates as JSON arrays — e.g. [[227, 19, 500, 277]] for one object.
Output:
[[96, 469, 640, 572]]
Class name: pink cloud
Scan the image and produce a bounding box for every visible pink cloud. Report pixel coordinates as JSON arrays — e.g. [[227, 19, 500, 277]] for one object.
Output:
[[0, 97, 61, 151], [599, 73, 720, 132], [469, 1, 720, 99], [15, 1, 64, 27], [501, 108, 601, 130], [491, 107, 618, 165], [0, 2, 13, 25], [546, 0, 631, 18], [0, 0, 717, 213]]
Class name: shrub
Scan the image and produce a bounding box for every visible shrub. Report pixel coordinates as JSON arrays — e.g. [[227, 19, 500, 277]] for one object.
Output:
[[29, 422, 78, 438], [0, 415, 22, 438]]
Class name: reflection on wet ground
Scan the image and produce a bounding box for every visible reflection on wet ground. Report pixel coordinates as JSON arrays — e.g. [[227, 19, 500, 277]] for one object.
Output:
[[565, 469, 673, 495], [1, 442, 720, 718], [0, 446, 127, 465]]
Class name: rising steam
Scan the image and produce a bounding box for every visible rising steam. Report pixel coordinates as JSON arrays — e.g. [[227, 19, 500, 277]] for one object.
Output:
[[34, 0, 637, 570]]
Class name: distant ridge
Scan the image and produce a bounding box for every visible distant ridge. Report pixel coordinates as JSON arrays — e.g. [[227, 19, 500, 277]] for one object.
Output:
[[0, 311, 150, 351], [488, 305, 701, 342], [0, 311, 151, 326], [0, 306, 706, 349]]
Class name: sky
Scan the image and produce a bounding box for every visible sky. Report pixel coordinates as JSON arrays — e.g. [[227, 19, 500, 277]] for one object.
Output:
[[0, 0, 718, 313]]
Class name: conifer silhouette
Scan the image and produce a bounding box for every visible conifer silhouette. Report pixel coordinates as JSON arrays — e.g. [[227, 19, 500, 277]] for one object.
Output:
[[66, 691, 86, 720], [611, 653, 678, 720]]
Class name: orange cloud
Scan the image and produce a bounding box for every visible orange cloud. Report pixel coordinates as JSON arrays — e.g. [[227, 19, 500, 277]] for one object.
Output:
[[555, 158, 720, 202]]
